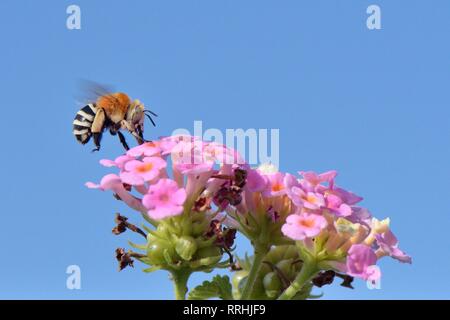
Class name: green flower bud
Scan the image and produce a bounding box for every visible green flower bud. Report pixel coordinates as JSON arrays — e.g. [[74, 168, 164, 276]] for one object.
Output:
[[264, 245, 300, 266], [275, 259, 295, 279], [137, 212, 228, 275], [281, 245, 300, 261], [187, 246, 222, 269], [232, 245, 311, 300], [146, 239, 177, 266], [263, 272, 282, 298], [265, 246, 287, 263], [175, 236, 198, 261], [259, 260, 272, 275], [232, 270, 248, 299], [194, 246, 222, 259], [155, 222, 172, 239]]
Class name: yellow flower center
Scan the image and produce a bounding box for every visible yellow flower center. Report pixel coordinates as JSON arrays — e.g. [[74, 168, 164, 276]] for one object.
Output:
[[136, 162, 154, 173], [299, 218, 315, 228], [306, 194, 317, 204], [272, 183, 284, 192]]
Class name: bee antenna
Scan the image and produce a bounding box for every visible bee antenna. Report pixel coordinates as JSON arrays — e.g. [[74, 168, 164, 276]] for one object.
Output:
[[145, 113, 156, 127], [144, 110, 158, 117]]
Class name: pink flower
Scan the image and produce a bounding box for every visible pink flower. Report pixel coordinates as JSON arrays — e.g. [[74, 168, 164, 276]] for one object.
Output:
[[170, 138, 215, 175], [347, 206, 372, 225], [346, 244, 381, 282], [299, 170, 337, 191], [287, 186, 325, 210], [205, 165, 234, 195], [331, 187, 363, 205], [158, 136, 180, 155], [262, 172, 287, 197], [284, 173, 300, 189], [281, 212, 328, 240], [99, 155, 134, 170], [142, 179, 187, 220], [177, 162, 215, 175], [126, 141, 161, 157], [85, 174, 146, 212], [246, 168, 267, 192], [120, 157, 167, 185], [375, 230, 412, 264], [159, 135, 201, 155], [185, 170, 215, 201], [85, 174, 121, 191], [206, 142, 246, 165], [324, 193, 352, 217]]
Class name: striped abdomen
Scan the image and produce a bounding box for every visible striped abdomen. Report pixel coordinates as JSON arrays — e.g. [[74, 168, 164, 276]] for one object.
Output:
[[73, 104, 97, 144]]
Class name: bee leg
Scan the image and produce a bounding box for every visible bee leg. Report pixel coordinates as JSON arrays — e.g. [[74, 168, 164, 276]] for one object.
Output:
[[91, 108, 106, 152], [117, 131, 130, 151], [133, 130, 144, 145], [133, 125, 150, 145], [134, 131, 147, 145], [136, 126, 149, 143], [92, 132, 102, 152], [120, 120, 147, 145]]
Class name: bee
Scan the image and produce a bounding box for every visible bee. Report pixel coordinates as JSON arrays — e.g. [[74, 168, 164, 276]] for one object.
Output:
[[72, 82, 157, 152]]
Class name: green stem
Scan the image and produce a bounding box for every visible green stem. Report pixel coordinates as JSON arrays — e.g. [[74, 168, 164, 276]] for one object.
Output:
[[240, 244, 268, 300], [170, 270, 191, 300], [277, 261, 319, 300]]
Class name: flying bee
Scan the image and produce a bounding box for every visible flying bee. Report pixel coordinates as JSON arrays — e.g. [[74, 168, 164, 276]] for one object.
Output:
[[72, 82, 158, 152]]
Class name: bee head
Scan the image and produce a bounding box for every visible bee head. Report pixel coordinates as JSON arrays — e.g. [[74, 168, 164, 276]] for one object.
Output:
[[127, 99, 145, 128]]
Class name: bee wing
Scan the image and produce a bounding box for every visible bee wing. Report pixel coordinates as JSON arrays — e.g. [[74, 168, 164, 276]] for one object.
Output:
[[74, 79, 119, 107]]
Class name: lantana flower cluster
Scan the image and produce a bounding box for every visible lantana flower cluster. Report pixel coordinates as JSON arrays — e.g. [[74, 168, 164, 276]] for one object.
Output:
[[87, 135, 411, 300]]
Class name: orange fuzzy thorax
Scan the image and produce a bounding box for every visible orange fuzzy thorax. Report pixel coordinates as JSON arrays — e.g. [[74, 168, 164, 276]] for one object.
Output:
[[97, 92, 130, 123]]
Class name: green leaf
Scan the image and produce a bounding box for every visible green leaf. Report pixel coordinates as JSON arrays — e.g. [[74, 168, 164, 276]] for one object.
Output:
[[128, 241, 147, 251], [139, 257, 154, 265], [142, 266, 162, 273], [188, 275, 233, 300], [141, 224, 154, 235]]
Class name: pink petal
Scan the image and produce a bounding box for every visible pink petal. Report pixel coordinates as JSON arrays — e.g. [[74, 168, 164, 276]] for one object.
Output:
[[246, 169, 267, 192], [120, 171, 145, 186], [100, 174, 122, 190], [318, 170, 337, 183], [115, 155, 134, 169], [85, 182, 100, 189], [99, 159, 116, 167], [143, 156, 167, 168], [172, 188, 187, 205], [326, 194, 343, 208], [338, 203, 352, 217], [124, 160, 144, 172], [148, 204, 183, 220]]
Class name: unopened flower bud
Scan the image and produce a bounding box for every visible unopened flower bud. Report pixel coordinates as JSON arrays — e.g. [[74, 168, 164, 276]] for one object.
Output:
[[232, 270, 249, 299], [146, 238, 178, 265], [189, 246, 223, 269], [175, 236, 198, 261], [263, 272, 282, 298], [194, 246, 222, 260], [275, 260, 295, 279]]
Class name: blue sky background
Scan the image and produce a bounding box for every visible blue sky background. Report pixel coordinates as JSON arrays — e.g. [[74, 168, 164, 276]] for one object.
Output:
[[0, 0, 449, 299]]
